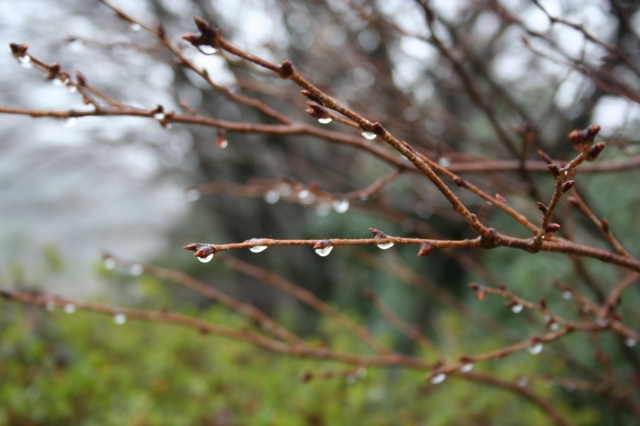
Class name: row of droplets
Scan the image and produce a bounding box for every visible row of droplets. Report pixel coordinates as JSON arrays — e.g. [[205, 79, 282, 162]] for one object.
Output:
[[45, 301, 127, 325]]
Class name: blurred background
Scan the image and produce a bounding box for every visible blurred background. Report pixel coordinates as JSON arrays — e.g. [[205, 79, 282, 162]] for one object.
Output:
[[2, 0, 640, 424]]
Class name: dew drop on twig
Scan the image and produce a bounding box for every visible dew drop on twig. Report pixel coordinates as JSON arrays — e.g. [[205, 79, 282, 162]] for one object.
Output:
[[430, 373, 446, 384], [63, 117, 77, 128], [315, 245, 333, 257], [361, 131, 376, 140], [19, 55, 32, 68], [332, 199, 349, 214], [103, 257, 116, 270], [153, 112, 165, 120], [264, 190, 280, 204], [438, 157, 451, 168], [249, 239, 268, 253], [511, 304, 524, 314], [528, 343, 543, 355], [562, 291, 572, 300], [460, 363, 473, 373], [197, 253, 214, 263], [318, 117, 332, 124], [113, 313, 127, 325], [625, 337, 637, 347], [129, 264, 144, 275], [63, 303, 76, 314], [315, 202, 331, 217], [130, 23, 141, 31], [186, 188, 201, 202], [197, 45, 217, 55], [217, 139, 228, 149]]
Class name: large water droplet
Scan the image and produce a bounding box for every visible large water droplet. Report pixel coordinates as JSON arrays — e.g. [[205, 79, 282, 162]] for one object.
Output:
[[264, 190, 280, 204], [129, 264, 144, 275], [298, 189, 310, 199], [52, 78, 63, 87], [361, 131, 377, 140], [550, 322, 560, 331], [625, 337, 637, 347], [186, 188, 201, 201], [113, 313, 127, 325], [460, 363, 473, 373], [377, 241, 394, 250], [197, 45, 217, 55], [249, 239, 268, 253], [67, 84, 77, 93], [217, 139, 228, 149], [63, 303, 76, 314], [197, 253, 214, 263], [430, 373, 446, 384], [130, 23, 141, 31], [528, 343, 543, 355], [318, 117, 332, 124], [511, 304, 523, 314], [63, 117, 77, 128], [562, 291, 572, 300], [154, 112, 165, 120], [333, 199, 349, 214], [45, 301, 55, 311], [19, 55, 32, 68], [315, 245, 333, 257], [103, 257, 117, 270]]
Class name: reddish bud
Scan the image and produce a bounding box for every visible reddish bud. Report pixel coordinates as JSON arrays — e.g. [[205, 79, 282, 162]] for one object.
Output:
[[418, 243, 434, 257], [537, 202, 548, 214], [369, 228, 386, 238], [362, 288, 375, 300], [305, 102, 328, 119], [194, 245, 216, 258], [300, 90, 324, 105], [157, 23, 166, 40], [547, 164, 561, 178], [453, 177, 466, 187], [586, 142, 605, 162], [75, 70, 86, 86], [539, 298, 547, 310], [371, 122, 385, 135], [468, 283, 485, 301], [601, 217, 609, 233], [498, 283, 506, 290], [402, 141, 417, 154], [9, 42, 28, 56], [562, 180, 575, 193], [495, 194, 507, 205], [46, 62, 60, 80], [458, 355, 473, 363], [545, 223, 561, 234], [568, 124, 600, 153], [278, 60, 294, 79], [537, 150, 553, 164], [313, 240, 332, 250], [298, 373, 313, 383], [566, 196, 579, 206]]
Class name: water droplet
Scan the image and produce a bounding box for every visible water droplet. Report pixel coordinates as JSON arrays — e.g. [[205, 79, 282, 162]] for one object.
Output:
[[528, 343, 543, 355], [460, 363, 473, 373], [45, 301, 55, 311], [298, 189, 315, 204], [315, 202, 331, 217], [562, 291, 572, 300], [63, 117, 77, 128], [377, 242, 394, 250], [67, 84, 77, 93], [333, 199, 349, 214], [516, 376, 529, 387], [550, 322, 560, 331], [186, 188, 201, 201], [217, 139, 228, 149], [361, 131, 377, 140], [130, 23, 141, 31], [249, 239, 268, 253], [277, 183, 292, 197], [103, 257, 117, 270], [298, 189, 310, 199], [129, 263, 144, 275], [625, 337, 637, 347], [19, 55, 32, 68], [315, 245, 333, 257], [356, 367, 367, 378], [197, 45, 217, 55], [52, 78, 63, 87], [438, 157, 451, 168], [154, 112, 165, 120], [430, 373, 446, 384], [596, 317, 608, 327], [318, 117, 332, 124], [113, 313, 127, 324], [264, 190, 280, 204], [63, 303, 76, 314], [197, 253, 214, 263], [511, 304, 524, 314]]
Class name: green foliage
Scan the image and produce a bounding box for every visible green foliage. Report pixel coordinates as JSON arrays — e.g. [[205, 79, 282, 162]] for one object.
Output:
[[0, 299, 597, 425]]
